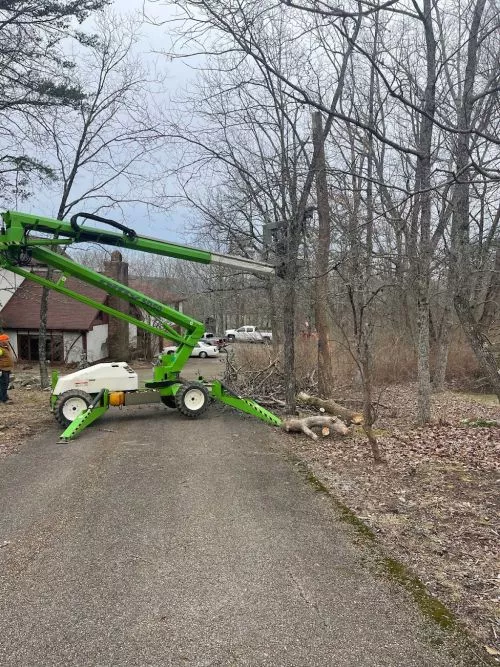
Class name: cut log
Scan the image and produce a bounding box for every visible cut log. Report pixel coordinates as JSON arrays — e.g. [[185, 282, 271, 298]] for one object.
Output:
[[297, 391, 364, 424], [282, 415, 349, 441]]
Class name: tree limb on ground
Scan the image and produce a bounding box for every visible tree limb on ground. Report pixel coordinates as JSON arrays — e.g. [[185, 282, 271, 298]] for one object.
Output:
[[282, 415, 350, 440], [297, 391, 364, 424]]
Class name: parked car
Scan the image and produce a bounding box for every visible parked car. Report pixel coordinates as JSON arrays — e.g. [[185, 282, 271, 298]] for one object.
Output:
[[201, 332, 228, 351], [224, 326, 272, 343], [161, 341, 219, 358]]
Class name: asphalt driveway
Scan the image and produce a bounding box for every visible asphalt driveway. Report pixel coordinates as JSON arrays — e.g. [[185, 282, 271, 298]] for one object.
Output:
[[0, 403, 477, 666]]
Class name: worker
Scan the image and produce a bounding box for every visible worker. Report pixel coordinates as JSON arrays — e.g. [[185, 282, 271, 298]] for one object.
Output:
[[0, 333, 14, 404]]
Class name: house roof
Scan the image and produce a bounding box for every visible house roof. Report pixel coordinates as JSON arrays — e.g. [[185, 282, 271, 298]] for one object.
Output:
[[128, 276, 186, 304], [0, 277, 108, 331]]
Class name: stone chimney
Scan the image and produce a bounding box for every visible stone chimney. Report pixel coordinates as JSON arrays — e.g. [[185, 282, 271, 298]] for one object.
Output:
[[103, 250, 129, 360]]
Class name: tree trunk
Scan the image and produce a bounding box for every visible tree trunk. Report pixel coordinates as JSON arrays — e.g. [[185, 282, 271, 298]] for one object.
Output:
[[297, 391, 364, 424], [416, 287, 432, 421], [38, 278, 52, 389], [414, 0, 436, 424], [358, 34, 383, 463], [361, 377, 384, 462], [283, 414, 349, 440], [268, 276, 282, 357], [448, 0, 492, 396], [312, 111, 336, 397], [283, 265, 297, 411], [39, 215, 64, 387], [432, 285, 453, 392], [478, 245, 500, 333], [454, 294, 500, 400]]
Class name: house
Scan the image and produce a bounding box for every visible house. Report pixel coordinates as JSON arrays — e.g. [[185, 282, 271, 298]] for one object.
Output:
[[0, 259, 186, 363], [0, 275, 110, 363]]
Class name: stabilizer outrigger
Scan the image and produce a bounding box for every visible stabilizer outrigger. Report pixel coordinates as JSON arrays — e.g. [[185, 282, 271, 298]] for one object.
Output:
[[0, 210, 281, 440]]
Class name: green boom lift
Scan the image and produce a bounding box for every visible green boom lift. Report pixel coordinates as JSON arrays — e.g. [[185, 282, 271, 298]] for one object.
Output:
[[0, 210, 282, 440]]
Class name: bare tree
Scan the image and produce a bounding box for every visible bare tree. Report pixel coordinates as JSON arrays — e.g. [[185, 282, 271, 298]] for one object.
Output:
[[311, 111, 336, 397], [0, 0, 108, 203], [159, 0, 364, 409], [37, 11, 165, 386], [448, 0, 500, 400], [410, 0, 438, 424], [146, 0, 500, 421]]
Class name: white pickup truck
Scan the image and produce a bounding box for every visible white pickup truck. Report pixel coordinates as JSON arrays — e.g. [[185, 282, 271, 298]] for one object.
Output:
[[224, 326, 272, 343]]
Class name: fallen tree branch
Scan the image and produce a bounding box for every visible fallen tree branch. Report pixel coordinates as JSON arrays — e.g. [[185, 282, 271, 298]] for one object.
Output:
[[297, 392, 364, 424], [282, 415, 350, 440], [257, 397, 287, 408]]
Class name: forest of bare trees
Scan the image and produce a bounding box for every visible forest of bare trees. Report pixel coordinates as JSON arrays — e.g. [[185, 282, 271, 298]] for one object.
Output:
[[1, 0, 499, 421], [158, 0, 500, 422], [1, 2, 500, 650]]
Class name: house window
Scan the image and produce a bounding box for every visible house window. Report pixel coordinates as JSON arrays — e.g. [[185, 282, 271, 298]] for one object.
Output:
[[17, 331, 64, 362]]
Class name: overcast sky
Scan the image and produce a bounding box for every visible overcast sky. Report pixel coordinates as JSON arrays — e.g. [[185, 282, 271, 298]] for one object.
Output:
[[23, 0, 203, 246]]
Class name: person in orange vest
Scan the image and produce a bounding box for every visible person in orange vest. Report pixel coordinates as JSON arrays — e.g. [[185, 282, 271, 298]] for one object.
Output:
[[0, 333, 14, 404]]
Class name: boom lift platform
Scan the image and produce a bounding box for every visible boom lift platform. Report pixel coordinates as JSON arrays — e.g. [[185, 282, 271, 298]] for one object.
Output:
[[0, 211, 282, 441]]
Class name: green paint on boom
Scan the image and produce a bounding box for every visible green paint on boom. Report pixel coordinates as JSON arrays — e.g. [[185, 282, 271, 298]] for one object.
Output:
[[0, 210, 280, 440]]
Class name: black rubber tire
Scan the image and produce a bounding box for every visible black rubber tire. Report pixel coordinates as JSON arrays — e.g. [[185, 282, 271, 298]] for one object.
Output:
[[262, 336, 271, 344], [167, 350, 175, 355], [54, 389, 92, 428], [198, 351, 208, 358], [227, 335, 235, 342], [174, 382, 209, 418], [161, 395, 177, 409]]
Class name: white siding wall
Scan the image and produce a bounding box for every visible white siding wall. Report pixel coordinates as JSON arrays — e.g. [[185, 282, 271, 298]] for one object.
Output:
[[63, 332, 84, 364], [3, 329, 108, 363], [4, 327, 109, 362], [0, 270, 25, 311], [87, 324, 108, 362]]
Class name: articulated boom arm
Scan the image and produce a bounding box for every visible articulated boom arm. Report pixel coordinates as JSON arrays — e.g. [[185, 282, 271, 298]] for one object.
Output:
[[0, 210, 274, 373], [0, 210, 282, 439], [0, 211, 273, 274]]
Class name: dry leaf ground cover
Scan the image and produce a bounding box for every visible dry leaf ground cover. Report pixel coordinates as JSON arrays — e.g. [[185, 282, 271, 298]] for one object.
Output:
[[0, 387, 53, 457], [284, 384, 499, 658]]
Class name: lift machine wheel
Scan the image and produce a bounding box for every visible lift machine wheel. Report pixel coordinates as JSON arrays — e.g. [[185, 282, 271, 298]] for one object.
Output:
[[174, 382, 209, 418], [54, 389, 92, 428]]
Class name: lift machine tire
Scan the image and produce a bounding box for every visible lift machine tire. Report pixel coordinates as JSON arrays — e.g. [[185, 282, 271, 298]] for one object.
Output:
[[54, 389, 93, 428]]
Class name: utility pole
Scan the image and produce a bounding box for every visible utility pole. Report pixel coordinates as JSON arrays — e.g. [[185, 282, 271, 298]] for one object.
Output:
[[312, 111, 335, 396]]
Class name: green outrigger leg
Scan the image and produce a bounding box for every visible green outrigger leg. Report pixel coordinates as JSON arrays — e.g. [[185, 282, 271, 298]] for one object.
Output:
[[210, 381, 282, 427], [58, 382, 281, 442], [59, 390, 110, 442]]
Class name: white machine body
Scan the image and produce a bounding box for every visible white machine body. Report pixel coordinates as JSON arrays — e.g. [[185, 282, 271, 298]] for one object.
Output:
[[53, 362, 139, 395]]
